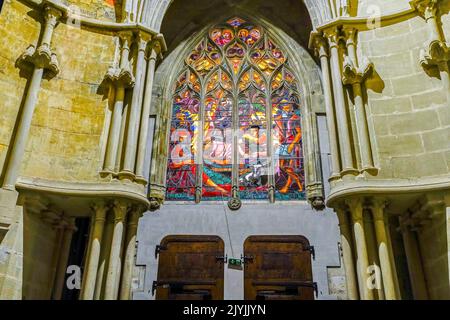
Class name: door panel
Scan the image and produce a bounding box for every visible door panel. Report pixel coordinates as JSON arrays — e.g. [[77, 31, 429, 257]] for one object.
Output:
[[154, 235, 225, 300], [244, 235, 316, 300]]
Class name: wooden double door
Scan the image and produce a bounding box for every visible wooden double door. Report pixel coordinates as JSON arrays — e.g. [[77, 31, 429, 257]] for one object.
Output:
[[153, 235, 315, 300]]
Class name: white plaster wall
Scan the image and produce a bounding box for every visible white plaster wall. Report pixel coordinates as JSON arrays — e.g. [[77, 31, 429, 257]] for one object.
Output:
[[133, 202, 341, 300]]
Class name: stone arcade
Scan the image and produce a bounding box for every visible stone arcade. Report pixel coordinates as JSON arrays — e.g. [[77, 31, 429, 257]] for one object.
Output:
[[0, 0, 449, 300]]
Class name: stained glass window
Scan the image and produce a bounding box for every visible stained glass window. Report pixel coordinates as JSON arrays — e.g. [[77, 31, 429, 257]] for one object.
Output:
[[166, 17, 305, 202]]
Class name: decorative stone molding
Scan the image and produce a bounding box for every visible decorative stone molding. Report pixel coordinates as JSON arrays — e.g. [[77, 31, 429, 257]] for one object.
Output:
[[342, 56, 374, 87], [148, 197, 163, 211], [420, 40, 450, 78], [103, 65, 135, 89], [307, 182, 326, 210], [227, 197, 242, 211], [411, 0, 450, 81], [16, 44, 60, 79]]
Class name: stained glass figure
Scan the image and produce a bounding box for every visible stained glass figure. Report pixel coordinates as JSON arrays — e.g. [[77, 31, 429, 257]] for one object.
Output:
[[203, 87, 233, 199]]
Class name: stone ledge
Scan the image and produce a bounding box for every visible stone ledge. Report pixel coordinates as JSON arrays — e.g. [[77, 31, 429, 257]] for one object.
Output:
[[327, 175, 450, 207], [15, 177, 149, 209]]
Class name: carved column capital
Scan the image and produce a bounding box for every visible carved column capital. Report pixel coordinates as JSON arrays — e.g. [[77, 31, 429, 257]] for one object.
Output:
[[103, 66, 135, 89], [335, 206, 350, 226], [112, 200, 129, 221], [410, 0, 441, 19], [134, 31, 152, 52], [342, 57, 374, 86], [420, 40, 450, 76], [43, 4, 63, 28], [16, 43, 60, 79], [118, 31, 134, 47], [345, 197, 364, 221], [90, 200, 108, 222], [309, 31, 329, 58], [366, 197, 388, 221], [323, 27, 344, 49], [149, 197, 163, 212], [342, 26, 358, 46]]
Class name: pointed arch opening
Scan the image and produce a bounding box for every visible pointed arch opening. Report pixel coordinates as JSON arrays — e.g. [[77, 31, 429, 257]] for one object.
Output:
[[165, 16, 308, 202]]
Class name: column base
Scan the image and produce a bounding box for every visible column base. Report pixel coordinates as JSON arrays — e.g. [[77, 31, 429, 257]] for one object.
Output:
[[360, 167, 379, 176], [340, 168, 360, 179], [135, 176, 148, 186], [118, 170, 136, 181], [328, 174, 342, 183], [99, 170, 115, 179]]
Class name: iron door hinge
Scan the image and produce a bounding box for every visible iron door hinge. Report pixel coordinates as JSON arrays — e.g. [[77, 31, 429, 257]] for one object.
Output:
[[306, 245, 315, 260], [216, 254, 228, 263], [151, 281, 168, 296], [241, 254, 254, 264], [155, 245, 167, 258]]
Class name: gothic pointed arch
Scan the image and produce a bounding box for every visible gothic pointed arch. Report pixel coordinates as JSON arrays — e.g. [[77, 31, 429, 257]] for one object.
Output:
[[149, 15, 325, 207]]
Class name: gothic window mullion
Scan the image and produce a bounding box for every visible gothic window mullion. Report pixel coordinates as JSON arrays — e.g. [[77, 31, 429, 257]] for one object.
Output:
[[195, 71, 206, 203], [265, 77, 275, 203]]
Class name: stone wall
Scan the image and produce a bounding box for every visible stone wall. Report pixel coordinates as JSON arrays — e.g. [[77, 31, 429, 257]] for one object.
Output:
[[359, 14, 450, 180], [0, 1, 39, 176], [0, 1, 116, 184], [22, 210, 58, 299]]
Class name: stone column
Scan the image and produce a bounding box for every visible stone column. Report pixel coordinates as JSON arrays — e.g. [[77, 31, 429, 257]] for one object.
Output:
[[120, 33, 150, 180], [2, 6, 62, 190], [48, 220, 66, 297], [135, 46, 159, 184], [384, 212, 401, 298], [102, 33, 135, 175], [94, 211, 114, 300], [104, 200, 128, 300], [342, 28, 376, 174], [80, 202, 108, 300], [324, 29, 357, 176], [336, 207, 359, 299], [348, 198, 374, 300], [52, 218, 76, 300], [370, 199, 397, 300], [119, 208, 141, 300], [310, 33, 341, 180], [399, 216, 429, 299]]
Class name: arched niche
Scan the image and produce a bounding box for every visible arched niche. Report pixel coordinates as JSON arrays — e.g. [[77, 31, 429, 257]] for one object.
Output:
[[147, 13, 326, 209]]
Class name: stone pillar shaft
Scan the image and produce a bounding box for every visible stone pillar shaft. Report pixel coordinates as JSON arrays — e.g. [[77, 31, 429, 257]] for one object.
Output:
[[52, 219, 76, 300], [318, 44, 341, 178], [336, 208, 359, 299], [327, 33, 354, 173], [346, 30, 374, 171], [104, 87, 126, 173], [104, 201, 127, 300], [121, 37, 148, 178], [41, 8, 59, 47], [2, 67, 44, 189], [119, 209, 140, 300], [135, 48, 157, 183], [399, 217, 429, 299], [352, 82, 374, 170], [371, 200, 397, 300], [80, 203, 107, 300], [349, 198, 374, 300]]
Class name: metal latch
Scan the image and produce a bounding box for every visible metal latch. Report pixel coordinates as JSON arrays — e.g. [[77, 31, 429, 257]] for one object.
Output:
[[306, 245, 315, 260], [216, 254, 228, 263], [154, 245, 167, 258], [241, 254, 254, 264]]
